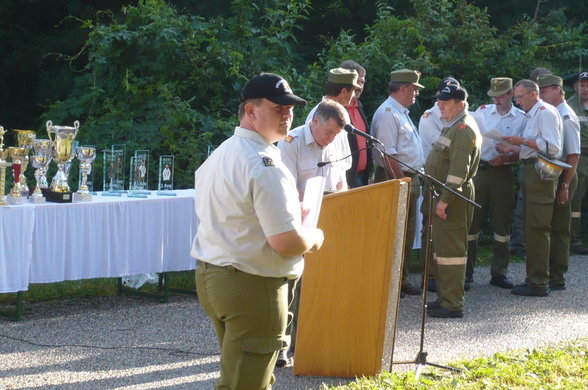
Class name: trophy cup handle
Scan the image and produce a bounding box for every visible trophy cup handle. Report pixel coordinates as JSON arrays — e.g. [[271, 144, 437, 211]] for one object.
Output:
[[46, 121, 54, 141], [73, 120, 80, 129]]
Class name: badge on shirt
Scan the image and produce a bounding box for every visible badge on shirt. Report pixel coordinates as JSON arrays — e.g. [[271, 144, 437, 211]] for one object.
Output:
[[422, 112, 429, 118], [540, 106, 546, 110], [563, 115, 570, 120], [458, 123, 466, 130], [262, 156, 275, 166], [284, 135, 294, 143], [385, 107, 392, 112], [480, 104, 487, 109]]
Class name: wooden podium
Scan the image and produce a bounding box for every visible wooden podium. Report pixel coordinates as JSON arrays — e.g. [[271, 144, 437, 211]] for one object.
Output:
[[293, 179, 409, 377]]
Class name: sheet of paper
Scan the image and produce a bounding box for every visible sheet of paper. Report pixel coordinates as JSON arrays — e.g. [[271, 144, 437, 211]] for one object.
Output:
[[484, 128, 504, 141], [302, 176, 326, 228]]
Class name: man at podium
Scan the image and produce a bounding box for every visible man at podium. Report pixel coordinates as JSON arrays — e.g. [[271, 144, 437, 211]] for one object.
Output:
[[192, 73, 324, 389], [276, 99, 349, 366]]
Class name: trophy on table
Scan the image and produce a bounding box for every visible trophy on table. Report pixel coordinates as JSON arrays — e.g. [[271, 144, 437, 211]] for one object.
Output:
[[0, 126, 11, 205], [6, 147, 28, 204], [13, 129, 36, 197], [74, 145, 96, 202], [29, 139, 53, 203], [157, 155, 176, 196], [45, 120, 80, 203], [129, 149, 150, 197]]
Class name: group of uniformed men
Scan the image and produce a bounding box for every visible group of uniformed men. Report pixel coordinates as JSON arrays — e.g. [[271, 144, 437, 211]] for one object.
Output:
[[191, 67, 588, 389]]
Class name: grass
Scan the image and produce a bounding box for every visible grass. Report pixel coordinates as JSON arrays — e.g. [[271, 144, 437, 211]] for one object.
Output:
[[321, 338, 588, 389]]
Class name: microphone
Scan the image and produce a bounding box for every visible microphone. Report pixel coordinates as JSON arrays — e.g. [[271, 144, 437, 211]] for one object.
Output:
[[344, 124, 384, 146], [317, 147, 371, 167]]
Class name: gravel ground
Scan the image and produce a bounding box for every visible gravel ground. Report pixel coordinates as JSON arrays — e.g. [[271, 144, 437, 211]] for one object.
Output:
[[1, 257, 587, 390]]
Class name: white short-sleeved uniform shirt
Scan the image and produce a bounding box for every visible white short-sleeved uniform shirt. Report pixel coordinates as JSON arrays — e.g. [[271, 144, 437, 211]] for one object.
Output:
[[278, 123, 348, 198], [519, 99, 563, 160], [471, 103, 526, 162], [371, 96, 425, 171], [191, 127, 303, 279], [419, 103, 445, 159], [556, 101, 581, 161], [306, 99, 352, 171]]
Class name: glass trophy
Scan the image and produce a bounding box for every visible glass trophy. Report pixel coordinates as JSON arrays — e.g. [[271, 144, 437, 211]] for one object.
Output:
[[157, 155, 176, 196], [110, 144, 126, 192], [129, 150, 150, 197], [102, 149, 122, 197]]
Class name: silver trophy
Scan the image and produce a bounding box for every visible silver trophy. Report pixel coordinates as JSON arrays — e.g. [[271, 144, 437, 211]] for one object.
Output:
[[74, 146, 96, 202], [47, 120, 80, 202], [30, 139, 53, 203]]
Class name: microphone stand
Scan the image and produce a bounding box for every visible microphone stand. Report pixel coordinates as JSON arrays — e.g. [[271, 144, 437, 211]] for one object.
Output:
[[369, 141, 480, 378]]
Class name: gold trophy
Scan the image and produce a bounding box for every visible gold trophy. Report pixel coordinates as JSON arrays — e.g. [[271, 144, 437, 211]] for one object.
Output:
[[74, 145, 96, 202], [0, 126, 11, 205], [46, 120, 80, 202], [13, 129, 36, 197], [6, 147, 28, 204], [30, 139, 53, 203]]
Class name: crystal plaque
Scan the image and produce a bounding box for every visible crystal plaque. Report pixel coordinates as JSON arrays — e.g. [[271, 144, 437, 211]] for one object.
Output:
[[157, 155, 176, 196], [129, 150, 150, 197], [102, 149, 122, 197]]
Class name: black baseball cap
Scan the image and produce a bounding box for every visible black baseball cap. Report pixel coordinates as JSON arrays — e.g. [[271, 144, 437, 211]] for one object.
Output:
[[435, 77, 460, 96], [240, 73, 307, 106], [437, 84, 468, 101]]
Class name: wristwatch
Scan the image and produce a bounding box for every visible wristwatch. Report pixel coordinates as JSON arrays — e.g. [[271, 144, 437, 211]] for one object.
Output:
[[560, 182, 569, 189], [522, 138, 529, 146]]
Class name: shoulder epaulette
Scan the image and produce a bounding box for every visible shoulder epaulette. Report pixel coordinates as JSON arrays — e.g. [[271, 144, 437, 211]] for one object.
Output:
[[284, 135, 294, 143]]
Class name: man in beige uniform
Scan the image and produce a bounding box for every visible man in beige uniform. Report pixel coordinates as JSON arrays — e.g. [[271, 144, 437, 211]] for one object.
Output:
[[192, 73, 324, 389]]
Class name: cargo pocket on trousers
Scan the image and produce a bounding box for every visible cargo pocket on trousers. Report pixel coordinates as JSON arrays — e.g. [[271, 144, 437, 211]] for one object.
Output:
[[233, 336, 284, 389]]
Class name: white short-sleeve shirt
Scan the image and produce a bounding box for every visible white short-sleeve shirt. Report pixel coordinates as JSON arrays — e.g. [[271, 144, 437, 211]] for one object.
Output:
[[191, 127, 303, 278], [519, 99, 563, 160], [557, 101, 581, 160], [371, 96, 425, 171], [471, 103, 526, 162], [278, 123, 348, 198]]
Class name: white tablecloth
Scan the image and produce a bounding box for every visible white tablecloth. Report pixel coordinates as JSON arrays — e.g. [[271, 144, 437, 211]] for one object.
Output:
[[0, 189, 197, 293]]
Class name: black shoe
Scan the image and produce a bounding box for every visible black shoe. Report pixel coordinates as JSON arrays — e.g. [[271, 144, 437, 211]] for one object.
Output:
[[427, 307, 464, 318], [465, 274, 473, 283], [275, 350, 291, 367], [490, 276, 514, 289], [570, 244, 588, 255], [401, 283, 422, 295], [511, 283, 549, 297], [549, 283, 566, 291], [426, 300, 441, 310], [427, 279, 437, 292]]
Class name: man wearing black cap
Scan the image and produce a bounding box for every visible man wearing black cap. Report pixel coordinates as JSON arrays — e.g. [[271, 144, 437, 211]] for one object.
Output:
[[498, 79, 563, 297], [467, 77, 526, 289], [539, 74, 581, 290], [418, 76, 460, 293], [568, 71, 588, 254], [192, 72, 324, 389], [425, 84, 481, 318]]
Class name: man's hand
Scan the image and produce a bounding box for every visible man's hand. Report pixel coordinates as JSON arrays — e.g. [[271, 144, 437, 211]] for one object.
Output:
[[556, 187, 569, 205], [436, 200, 448, 220], [495, 141, 518, 155]]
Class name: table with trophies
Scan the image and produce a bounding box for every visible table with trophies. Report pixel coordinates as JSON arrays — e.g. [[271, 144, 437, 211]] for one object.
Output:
[[0, 122, 198, 320]]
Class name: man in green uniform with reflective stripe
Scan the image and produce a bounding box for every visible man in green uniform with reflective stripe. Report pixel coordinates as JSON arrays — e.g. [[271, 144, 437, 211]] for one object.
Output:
[[192, 73, 324, 389], [425, 84, 481, 318], [568, 71, 588, 254]]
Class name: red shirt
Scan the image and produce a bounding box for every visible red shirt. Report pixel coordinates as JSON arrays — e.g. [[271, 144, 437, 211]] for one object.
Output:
[[346, 101, 368, 172]]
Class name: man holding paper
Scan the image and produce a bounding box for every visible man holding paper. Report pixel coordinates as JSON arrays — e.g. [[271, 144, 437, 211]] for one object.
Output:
[[276, 99, 349, 366], [466, 77, 526, 289]]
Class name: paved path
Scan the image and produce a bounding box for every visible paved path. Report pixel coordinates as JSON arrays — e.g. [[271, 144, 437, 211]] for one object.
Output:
[[1, 257, 587, 389]]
